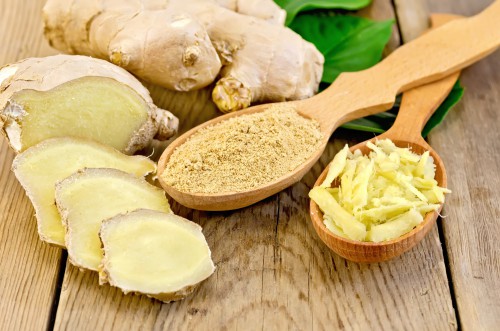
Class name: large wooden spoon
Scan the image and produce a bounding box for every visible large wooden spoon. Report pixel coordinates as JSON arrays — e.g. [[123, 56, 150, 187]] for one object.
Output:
[[158, 2, 500, 211], [310, 70, 460, 262]]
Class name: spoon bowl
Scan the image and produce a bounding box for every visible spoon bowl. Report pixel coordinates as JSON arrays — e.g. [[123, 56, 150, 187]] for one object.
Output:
[[310, 140, 446, 262], [157, 102, 329, 211], [157, 7, 500, 211], [309, 71, 458, 262]]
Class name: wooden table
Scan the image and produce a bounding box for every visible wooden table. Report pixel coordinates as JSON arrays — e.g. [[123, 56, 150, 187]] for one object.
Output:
[[1, 0, 499, 330]]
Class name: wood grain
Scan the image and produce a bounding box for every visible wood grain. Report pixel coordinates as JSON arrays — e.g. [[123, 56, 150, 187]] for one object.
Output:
[[2, 0, 456, 330], [426, 1, 500, 329], [2, 0, 498, 330], [54, 157, 457, 330], [394, 0, 430, 43], [0, 0, 61, 330], [0, 138, 63, 331]]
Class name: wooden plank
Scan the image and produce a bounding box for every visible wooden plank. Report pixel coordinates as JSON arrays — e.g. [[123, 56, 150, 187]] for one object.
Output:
[[393, 0, 430, 43], [0, 0, 62, 330], [0, 138, 63, 331], [54, 140, 457, 330], [425, 1, 500, 329], [52, 0, 457, 330]]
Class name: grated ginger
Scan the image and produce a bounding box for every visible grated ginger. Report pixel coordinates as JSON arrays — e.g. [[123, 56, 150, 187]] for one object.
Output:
[[309, 139, 450, 243]]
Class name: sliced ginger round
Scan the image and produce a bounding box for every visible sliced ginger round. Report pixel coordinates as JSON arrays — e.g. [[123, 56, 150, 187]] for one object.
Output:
[[99, 209, 215, 302], [56, 168, 172, 271], [12, 137, 156, 247]]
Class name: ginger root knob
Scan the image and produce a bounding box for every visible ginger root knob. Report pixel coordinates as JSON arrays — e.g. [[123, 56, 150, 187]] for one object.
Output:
[[212, 77, 252, 113]]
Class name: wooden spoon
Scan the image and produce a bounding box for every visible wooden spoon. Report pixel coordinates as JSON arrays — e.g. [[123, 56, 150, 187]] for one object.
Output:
[[158, 3, 500, 211], [310, 71, 460, 263]]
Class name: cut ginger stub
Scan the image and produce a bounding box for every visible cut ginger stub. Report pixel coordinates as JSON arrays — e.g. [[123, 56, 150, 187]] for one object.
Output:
[[55, 168, 172, 271], [99, 209, 215, 303], [10, 77, 149, 153], [1, 55, 178, 155]]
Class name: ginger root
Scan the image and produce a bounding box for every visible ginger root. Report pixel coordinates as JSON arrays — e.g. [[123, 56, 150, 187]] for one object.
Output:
[[12, 137, 156, 247], [0, 55, 178, 154], [99, 209, 215, 303], [56, 168, 172, 271], [214, 0, 286, 24], [43, 0, 323, 113]]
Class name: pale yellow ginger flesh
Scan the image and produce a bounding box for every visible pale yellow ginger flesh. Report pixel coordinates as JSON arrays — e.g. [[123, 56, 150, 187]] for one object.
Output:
[[55, 169, 172, 271], [309, 139, 451, 243], [12, 137, 156, 247], [99, 209, 215, 303], [11, 77, 148, 152], [0, 55, 178, 154]]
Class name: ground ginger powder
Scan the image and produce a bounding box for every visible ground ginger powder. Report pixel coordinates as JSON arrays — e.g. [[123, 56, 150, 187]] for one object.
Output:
[[163, 105, 323, 194]]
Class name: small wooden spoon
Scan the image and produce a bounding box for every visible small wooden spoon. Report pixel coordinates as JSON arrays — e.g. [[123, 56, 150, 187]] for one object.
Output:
[[310, 71, 460, 263], [158, 4, 500, 211]]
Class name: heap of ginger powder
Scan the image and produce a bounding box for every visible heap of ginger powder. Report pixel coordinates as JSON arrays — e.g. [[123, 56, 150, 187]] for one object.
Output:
[[163, 105, 323, 194]]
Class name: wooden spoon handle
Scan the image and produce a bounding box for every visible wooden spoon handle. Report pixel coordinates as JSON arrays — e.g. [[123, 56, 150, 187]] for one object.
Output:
[[383, 14, 462, 143], [385, 71, 460, 143], [303, 0, 500, 133]]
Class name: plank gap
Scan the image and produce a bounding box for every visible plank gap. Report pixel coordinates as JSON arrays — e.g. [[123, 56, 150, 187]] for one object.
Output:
[[437, 218, 461, 330], [47, 251, 68, 331], [390, 0, 405, 44]]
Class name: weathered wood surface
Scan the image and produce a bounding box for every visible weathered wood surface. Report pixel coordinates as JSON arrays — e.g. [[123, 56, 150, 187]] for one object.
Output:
[[0, 0, 497, 330], [394, 0, 430, 43], [426, 1, 500, 330], [0, 1, 60, 330]]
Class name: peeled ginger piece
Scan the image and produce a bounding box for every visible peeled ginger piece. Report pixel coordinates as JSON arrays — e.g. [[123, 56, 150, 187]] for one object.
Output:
[[367, 209, 424, 243], [56, 168, 172, 271], [309, 186, 366, 241], [321, 144, 349, 188], [12, 137, 156, 247], [99, 210, 215, 303]]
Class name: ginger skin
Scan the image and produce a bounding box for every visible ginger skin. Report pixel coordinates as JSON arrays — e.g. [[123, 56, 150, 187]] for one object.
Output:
[[43, 0, 324, 112]]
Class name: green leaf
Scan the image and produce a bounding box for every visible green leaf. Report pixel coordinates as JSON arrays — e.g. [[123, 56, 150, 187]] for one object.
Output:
[[422, 80, 464, 137], [284, 7, 463, 136], [340, 118, 387, 133], [289, 14, 394, 83], [275, 0, 372, 26], [340, 111, 395, 133]]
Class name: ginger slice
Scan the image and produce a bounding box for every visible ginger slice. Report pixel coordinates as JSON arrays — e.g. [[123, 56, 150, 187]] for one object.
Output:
[[99, 209, 215, 303], [56, 168, 172, 271], [12, 137, 156, 247]]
